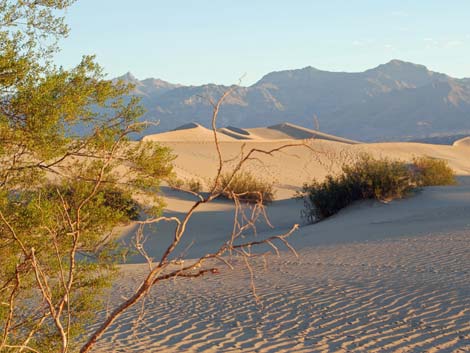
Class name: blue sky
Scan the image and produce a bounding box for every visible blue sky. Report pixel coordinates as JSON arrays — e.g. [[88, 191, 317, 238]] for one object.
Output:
[[54, 0, 470, 85]]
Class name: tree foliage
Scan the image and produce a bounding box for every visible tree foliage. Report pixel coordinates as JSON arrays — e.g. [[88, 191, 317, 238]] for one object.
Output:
[[0, 2, 174, 352], [0, 3, 304, 352]]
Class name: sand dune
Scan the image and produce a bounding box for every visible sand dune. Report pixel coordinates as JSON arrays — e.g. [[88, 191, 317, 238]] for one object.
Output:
[[453, 136, 470, 148], [92, 126, 470, 352], [147, 126, 470, 198], [144, 122, 360, 144], [143, 123, 236, 142], [217, 126, 254, 140], [249, 123, 359, 144], [218, 123, 360, 144]]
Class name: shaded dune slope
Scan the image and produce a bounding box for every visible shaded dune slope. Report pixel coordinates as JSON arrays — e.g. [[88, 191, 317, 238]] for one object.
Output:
[[143, 122, 360, 144], [142, 123, 235, 142]]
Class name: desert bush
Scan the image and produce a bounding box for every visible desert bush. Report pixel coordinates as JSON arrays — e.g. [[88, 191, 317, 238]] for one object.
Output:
[[301, 154, 458, 223], [168, 176, 185, 189], [300, 175, 360, 222], [168, 177, 203, 193], [300, 155, 415, 222], [187, 178, 203, 193], [216, 171, 275, 204], [412, 156, 456, 186], [0, 3, 177, 349], [342, 154, 414, 200]]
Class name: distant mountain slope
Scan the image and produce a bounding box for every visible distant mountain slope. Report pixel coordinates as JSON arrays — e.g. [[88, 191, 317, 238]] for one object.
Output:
[[116, 60, 470, 141], [411, 134, 470, 145]]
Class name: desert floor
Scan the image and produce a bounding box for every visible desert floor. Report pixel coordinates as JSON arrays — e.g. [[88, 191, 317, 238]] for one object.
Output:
[[93, 124, 470, 352]]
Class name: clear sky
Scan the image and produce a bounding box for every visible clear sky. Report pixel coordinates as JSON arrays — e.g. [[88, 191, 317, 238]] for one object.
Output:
[[54, 0, 470, 85]]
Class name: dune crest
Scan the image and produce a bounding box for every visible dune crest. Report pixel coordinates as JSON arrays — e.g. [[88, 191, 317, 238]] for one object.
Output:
[[142, 122, 236, 142], [172, 122, 203, 131], [217, 126, 253, 140], [453, 136, 470, 148], [263, 122, 359, 144], [144, 122, 361, 144]]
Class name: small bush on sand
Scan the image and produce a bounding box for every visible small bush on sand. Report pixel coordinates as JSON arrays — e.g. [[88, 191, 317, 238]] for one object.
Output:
[[300, 154, 456, 223], [187, 178, 203, 193], [216, 172, 275, 204], [168, 176, 204, 193], [300, 155, 414, 222], [299, 176, 360, 222], [168, 176, 184, 189], [412, 156, 456, 186], [341, 154, 414, 200]]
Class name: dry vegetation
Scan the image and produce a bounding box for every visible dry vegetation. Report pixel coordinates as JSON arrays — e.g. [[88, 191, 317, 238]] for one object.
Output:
[[412, 156, 457, 186], [216, 171, 275, 204], [300, 154, 456, 222]]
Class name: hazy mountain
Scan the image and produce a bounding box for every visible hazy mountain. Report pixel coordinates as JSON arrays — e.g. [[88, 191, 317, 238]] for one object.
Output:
[[115, 72, 182, 97], [410, 134, 470, 145], [119, 60, 470, 141]]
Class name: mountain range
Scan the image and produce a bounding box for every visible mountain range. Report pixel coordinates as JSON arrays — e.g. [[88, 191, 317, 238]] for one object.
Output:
[[118, 60, 470, 142]]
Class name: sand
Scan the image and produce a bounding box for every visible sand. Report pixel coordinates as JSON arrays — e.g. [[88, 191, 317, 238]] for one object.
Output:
[[92, 123, 470, 352], [143, 122, 360, 144], [143, 122, 470, 199]]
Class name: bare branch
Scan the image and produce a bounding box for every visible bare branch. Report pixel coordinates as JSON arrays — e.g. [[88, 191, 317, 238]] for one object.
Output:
[[79, 84, 308, 352]]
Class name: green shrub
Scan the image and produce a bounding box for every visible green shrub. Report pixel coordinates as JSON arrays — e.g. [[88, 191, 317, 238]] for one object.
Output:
[[301, 155, 417, 222], [412, 156, 456, 186], [101, 187, 140, 221], [216, 171, 275, 204], [341, 154, 414, 200], [301, 154, 457, 223], [300, 175, 361, 222], [187, 178, 203, 193], [168, 176, 184, 189]]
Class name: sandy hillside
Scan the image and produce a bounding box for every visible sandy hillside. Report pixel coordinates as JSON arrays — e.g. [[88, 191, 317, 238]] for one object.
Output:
[[144, 122, 470, 199], [92, 125, 470, 353]]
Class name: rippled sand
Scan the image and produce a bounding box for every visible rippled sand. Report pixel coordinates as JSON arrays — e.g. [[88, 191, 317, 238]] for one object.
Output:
[[95, 230, 470, 353]]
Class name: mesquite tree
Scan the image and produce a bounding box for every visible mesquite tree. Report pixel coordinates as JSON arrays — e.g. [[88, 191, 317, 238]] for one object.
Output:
[[1, 2, 310, 352], [0, 2, 173, 352]]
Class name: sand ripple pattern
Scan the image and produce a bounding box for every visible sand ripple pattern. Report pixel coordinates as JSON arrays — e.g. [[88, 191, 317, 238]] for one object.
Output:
[[94, 231, 470, 353]]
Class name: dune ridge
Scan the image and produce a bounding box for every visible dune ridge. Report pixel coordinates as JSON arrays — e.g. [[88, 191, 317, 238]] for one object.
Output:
[[261, 123, 359, 144], [142, 122, 360, 144], [217, 126, 253, 140], [453, 136, 470, 148], [142, 123, 236, 142], [142, 125, 470, 199]]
